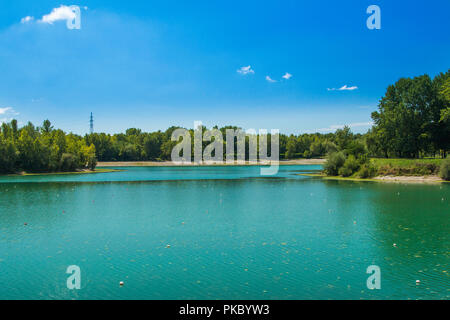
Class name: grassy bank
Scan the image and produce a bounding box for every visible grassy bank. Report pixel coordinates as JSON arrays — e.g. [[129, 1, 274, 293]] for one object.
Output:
[[317, 157, 450, 183], [371, 158, 444, 176]]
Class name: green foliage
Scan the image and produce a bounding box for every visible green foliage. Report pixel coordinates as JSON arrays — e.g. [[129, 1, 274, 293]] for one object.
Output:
[[323, 152, 346, 176], [439, 159, 450, 181], [356, 163, 377, 178], [338, 155, 360, 177], [3, 70, 449, 177], [0, 120, 97, 174], [369, 70, 450, 158], [60, 153, 77, 172], [303, 150, 312, 159]]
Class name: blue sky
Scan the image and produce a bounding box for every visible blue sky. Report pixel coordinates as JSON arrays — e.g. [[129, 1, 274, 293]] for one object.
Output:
[[0, 0, 449, 134]]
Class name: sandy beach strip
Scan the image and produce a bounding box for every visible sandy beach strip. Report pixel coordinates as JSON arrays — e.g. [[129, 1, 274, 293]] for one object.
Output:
[[373, 175, 445, 183], [97, 159, 326, 167]]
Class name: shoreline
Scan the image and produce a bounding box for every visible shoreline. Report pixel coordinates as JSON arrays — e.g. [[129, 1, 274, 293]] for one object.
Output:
[[299, 173, 448, 184], [2, 168, 121, 177], [97, 159, 326, 167]]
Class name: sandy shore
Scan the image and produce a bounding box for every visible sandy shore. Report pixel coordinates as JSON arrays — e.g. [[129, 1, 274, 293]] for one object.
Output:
[[301, 173, 448, 183], [97, 159, 326, 167], [373, 175, 445, 183]]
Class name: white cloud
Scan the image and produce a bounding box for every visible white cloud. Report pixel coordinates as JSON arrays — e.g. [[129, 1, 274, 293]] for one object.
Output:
[[20, 16, 34, 24], [0, 107, 19, 116], [282, 72, 292, 80], [0, 107, 19, 123], [265, 75, 277, 83], [237, 66, 254, 75], [311, 122, 373, 133], [40, 5, 77, 24], [327, 85, 358, 91], [0, 107, 13, 115]]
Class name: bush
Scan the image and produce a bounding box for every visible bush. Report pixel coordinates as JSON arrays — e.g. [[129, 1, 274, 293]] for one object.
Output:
[[323, 151, 346, 176], [439, 159, 450, 181], [338, 155, 360, 177], [356, 163, 377, 178], [87, 155, 97, 170], [303, 150, 312, 159], [60, 153, 77, 172]]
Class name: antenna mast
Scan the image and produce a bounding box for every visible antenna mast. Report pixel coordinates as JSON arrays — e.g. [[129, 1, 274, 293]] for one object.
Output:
[[90, 112, 94, 134]]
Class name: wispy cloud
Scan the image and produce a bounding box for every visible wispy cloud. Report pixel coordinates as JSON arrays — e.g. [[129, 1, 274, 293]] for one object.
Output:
[[0, 107, 14, 115], [0, 107, 19, 123], [265, 75, 277, 83], [20, 16, 34, 24], [310, 122, 373, 133], [282, 72, 292, 80], [237, 65, 254, 75], [327, 85, 358, 91]]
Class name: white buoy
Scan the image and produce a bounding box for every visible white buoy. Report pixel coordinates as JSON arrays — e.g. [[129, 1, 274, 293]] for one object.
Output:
[[119, 281, 124, 286], [393, 243, 397, 247], [166, 244, 171, 248], [416, 280, 420, 285]]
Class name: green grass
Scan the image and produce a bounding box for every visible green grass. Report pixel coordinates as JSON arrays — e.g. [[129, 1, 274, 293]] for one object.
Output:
[[371, 158, 444, 167], [298, 173, 380, 182], [370, 158, 443, 176]]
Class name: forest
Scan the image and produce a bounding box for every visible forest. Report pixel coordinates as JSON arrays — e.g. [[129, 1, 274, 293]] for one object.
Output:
[[0, 70, 448, 175]]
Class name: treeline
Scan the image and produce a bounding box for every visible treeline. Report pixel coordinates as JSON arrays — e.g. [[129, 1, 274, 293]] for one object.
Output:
[[1, 70, 448, 174], [0, 120, 97, 174], [83, 126, 357, 162]]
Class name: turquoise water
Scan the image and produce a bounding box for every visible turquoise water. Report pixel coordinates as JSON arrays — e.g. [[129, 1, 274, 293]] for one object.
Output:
[[0, 165, 448, 300]]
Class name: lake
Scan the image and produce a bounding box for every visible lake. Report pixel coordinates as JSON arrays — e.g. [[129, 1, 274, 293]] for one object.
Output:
[[0, 165, 448, 300]]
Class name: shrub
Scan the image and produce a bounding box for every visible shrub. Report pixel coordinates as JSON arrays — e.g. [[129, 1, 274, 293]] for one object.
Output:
[[338, 166, 353, 177], [303, 150, 312, 159], [323, 151, 346, 176], [356, 163, 377, 178], [87, 155, 97, 170], [60, 153, 77, 172], [338, 155, 360, 177], [439, 159, 450, 181]]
